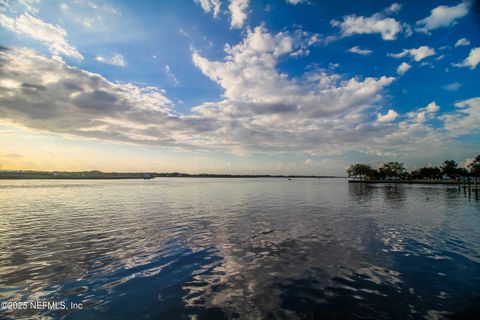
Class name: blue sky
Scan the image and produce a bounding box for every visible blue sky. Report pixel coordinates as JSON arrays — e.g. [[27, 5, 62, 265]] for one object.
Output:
[[0, 0, 479, 175]]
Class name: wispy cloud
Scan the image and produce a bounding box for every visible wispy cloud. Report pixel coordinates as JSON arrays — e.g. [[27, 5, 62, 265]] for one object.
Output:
[[0, 13, 83, 59], [165, 65, 179, 86], [286, 0, 306, 5], [95, 53, 126, 66], [443, 82, 461, 91], [346, 46, 372, 56], [59, 0, 120, 30]]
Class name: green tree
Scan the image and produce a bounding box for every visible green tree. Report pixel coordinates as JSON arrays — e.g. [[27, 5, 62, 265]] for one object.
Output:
[[441, 160, 458, 178], [468, 154, 480, 177], [379, 162, 406, 179], [409, 169, 422, 179], [366, 167, 381, 180], [347, 163, 376, 180], [420, 167, 442, 179], [457, 167, 469, 177]]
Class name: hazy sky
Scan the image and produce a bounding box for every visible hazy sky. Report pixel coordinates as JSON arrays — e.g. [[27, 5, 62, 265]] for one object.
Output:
[[0, 0, 479, 175]]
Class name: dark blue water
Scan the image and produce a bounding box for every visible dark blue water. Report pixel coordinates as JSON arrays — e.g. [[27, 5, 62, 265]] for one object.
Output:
[[0, 178, 479, 319]]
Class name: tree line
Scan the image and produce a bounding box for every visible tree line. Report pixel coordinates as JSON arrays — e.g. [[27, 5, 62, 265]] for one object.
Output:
[[347, 154, 480, 180]]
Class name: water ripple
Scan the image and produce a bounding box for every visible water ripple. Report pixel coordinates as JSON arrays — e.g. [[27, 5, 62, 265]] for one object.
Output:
[[0, 178, 479, 319]]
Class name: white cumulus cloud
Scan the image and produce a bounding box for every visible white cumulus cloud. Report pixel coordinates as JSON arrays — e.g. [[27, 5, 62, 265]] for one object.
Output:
[[425, 101, 440, 113], [191, 26, 397, 153], [441, 98, 480, 136], [453, 47, 480, 69], [194, 0, 221, 17], [455, 37, 470, 47], [1, 28, 479, 162], [416, 2, 469, 33], [407, 101, 440, 123], [0, 41, 396, 156], [193, 0, 249, 29], [331, 4, 405, 40], [0, 46, 189, 147], [377, 109, 398, 123], [228, 0, 249, 29], [396, 62, 411, 75], [384, 3, 402, 14], [388, 46, 436, 62]]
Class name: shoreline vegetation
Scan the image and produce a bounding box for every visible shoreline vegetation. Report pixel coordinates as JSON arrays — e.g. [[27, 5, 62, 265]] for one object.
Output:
[[347, 154, 480, 187], [348, 179, 459, 185], [1, 155, 478, 183], [0, 170, 338, 180]]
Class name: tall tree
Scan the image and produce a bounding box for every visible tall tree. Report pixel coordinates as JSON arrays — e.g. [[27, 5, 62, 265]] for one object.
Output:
[[347, 163, 376, 180], [409, 167, 441, 179], [468, 155, 480, 177], [441, 160, 458, 178], [379, 162, 406, 179]]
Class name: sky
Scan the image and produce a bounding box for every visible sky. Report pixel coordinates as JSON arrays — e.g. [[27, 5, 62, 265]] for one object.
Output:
[[0, 0, 479, 175]]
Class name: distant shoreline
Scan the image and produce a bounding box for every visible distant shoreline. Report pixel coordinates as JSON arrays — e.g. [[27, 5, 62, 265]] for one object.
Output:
[[0, 171, 340, 180]]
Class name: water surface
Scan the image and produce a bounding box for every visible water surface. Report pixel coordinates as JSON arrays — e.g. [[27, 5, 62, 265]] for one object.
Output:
[[0, 178, 479, 319]]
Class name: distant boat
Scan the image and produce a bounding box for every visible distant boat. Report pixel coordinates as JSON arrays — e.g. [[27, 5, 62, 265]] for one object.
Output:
[[143, 173, 154, 179]]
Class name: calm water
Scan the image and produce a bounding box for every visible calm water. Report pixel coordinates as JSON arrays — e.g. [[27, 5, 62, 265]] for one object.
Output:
[[0, 178, 479, 319]]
